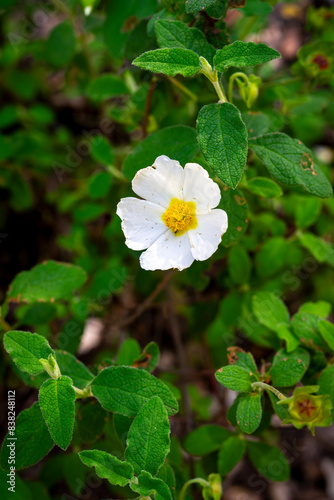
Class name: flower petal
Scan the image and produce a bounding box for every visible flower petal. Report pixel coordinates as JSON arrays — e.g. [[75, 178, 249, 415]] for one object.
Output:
[[183, 163, 221, 213], [116, 197, 167, 251], [188, 209, 228, 261], [132, 155, 184, 208], [140, 232, 194, 271]]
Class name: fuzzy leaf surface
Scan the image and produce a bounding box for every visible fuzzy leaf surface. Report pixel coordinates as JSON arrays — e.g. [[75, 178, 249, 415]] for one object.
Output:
[[4, 331, 54, 375], [133, 48, 201, 76], [79, 450, 134, 487]]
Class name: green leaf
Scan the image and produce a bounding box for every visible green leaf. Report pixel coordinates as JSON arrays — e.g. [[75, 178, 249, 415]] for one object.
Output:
[[89, 171, 112, 199], [133, 48, 201, 77], [295, 197, 321, 229], [133, 341, 160, 372], [299, 232, 334, 267], [79, 450, 133, 487], [185, 0, 216, 13], [197, 102, 248, 188], [0, 402, 54, 471], [269, 347, 310, 387], [220, 188, 248, 246], [319, 320, 334, 351], [130, 471, 173, 500], [242, 111, 270, 138], [318, 365, 334, 405], [291, 312, 328, 350], [217, 436, 246, 475], [230, 350, 257, 373], [116, 338, 141, 366], [123, 125, 198, 180], [214, 41, 280, 72], [252, 291, 289, 330], [91, 366, 178, 417], [246, 177, 283, 198], [46, 21, 76, 67], [299, 301, 331, 318], [255, 237, 289, 277], [215, 365, 256, 392], [247, 441, 290, 481], [4, 331, 54, 375], [125, 396, 170, 476], [183, 425, 232, 456], [87, 75, 129, 101], [155, 20, 216, 65], [54, 350, 94, 389], [228, 245, 251, 284], [77, 400, 108, 443], [7, 260, 87, 303], [236, 393, 262, 434], [90, 136, 114, 165], [39, 376, 75, 450], [249, 133, 333, 198]]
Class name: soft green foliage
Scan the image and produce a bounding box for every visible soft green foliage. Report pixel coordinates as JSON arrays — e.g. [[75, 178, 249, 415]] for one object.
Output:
[[91, 366, 179, 416], [125, 396, 170, 476], [1, 0, 334, 497], [39, 376, 76, 450], [133, 48, 201, 76], [214, 41, 280, 72], [197, 103, 248, 188], [78, 450, 134, 487], [4, 331, 54, 375], [7, 261, 87, 303], [249, 133, 333, 198], [0, 403, 54, 471]]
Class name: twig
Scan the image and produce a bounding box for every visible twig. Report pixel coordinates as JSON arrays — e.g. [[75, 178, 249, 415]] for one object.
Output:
[[117, 270, 176, 329], [167, 285, 193, 433]]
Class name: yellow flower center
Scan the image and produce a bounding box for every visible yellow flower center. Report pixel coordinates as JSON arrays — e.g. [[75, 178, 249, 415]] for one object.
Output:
[[162, 198, 197, 236]]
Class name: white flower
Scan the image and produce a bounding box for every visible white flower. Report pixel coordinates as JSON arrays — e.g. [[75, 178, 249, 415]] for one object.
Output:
[[116, 155, 228, 271]]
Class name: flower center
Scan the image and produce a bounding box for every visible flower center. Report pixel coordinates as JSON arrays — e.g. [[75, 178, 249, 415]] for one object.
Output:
[[312, 54, 329, 70], [296, 397, 318, 421], [162, 198, 197, 236]]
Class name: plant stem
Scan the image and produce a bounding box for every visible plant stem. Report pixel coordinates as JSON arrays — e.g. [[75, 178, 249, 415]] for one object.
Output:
[[251, 381, 286, 400], [211, 77, 227, 103], [73, 386, 93, 398], [228, 72, 249, 103], [179, 478, 211, 500]]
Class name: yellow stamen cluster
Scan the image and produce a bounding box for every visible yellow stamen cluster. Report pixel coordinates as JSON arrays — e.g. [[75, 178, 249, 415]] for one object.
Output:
[[162, 198, 197, 236]]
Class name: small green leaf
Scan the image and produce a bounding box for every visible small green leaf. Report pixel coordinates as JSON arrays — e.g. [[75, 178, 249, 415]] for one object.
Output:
[[255, 237, 289, 277], [291, 312, 327, 350], [77, 400, 108, 443], [46, 21, 76, 67], [79, 450, 134, 487], [0, 402, 54, 471], [87, 75, 129, 101], [214, 41, 280, 72], [91, 366, 178, 417], [299, 301, 331, 318], [183, 425, 232, 456], [215, 365, 256, 392], [125, 396, 170, 476], [247, 441, 290, 481], [4, 331, 54, 375], [220, 188, 248, 246], [89, 171, 112, 199], [217, 436, 246, 475], [228, 245, 251, 284], [299, 232, 334, 267], [319, 320, 334, 351], [123, 125, 199, 180], [197, 102, 248, 188], [252, 291, 289, 330], [116, 338, 141, 366], [249, 133, 333, 198], [318, 365, 334, 405], [90, 136, 114, 165], [242, 111, 270, 138], [230, 350, 257, 372], [133, 341, 160, 372], [295, 197, 321, 229], [55, 350, 94, 389], [246, 177, 283, 197], [7, 260, 87, 303], [155, 19, 216, 64], [269, 347, 310, 387], [133, 48, 201, 77], [185, 0, 216, 13], [130, 471, 173, 500], [39, 376, 75, 450], [236, 393, 262, 434]]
